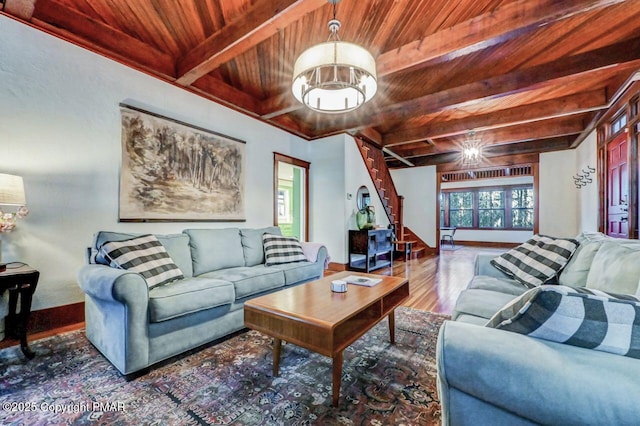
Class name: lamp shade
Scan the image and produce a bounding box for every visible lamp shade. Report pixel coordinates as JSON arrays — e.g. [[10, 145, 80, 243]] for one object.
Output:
[[292, 40, 377, 113], [0, 174, 26, 205]]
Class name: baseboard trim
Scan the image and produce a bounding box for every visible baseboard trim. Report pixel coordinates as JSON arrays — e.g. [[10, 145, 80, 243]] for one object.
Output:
[[28, 302, 85, 334], [422, 246, 438, 256], [455, 240, 519, 248], [327, 262, 348, 272]]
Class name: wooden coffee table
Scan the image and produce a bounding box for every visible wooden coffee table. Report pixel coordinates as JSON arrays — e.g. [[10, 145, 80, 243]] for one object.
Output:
[[244, 271, 409, 406]]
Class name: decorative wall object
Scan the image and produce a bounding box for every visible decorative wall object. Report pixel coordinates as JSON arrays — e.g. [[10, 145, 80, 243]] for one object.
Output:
[[573, 165, 595, 189], [119, 105, 246, 221]]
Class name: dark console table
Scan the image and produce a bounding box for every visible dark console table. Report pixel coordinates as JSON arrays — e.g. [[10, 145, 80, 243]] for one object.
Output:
[[0, 264, 39, 359], [348, 229, 393, 272]]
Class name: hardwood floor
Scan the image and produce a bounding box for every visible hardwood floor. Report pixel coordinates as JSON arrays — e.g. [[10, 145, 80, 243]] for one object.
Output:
[[403, 247, 504, 313], [0, 246, 505, 351], [333, 246, 506, 314]]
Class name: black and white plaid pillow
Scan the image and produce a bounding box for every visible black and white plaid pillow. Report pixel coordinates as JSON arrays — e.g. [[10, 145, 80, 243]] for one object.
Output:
[[486, 285, 640, 359], [263, 233, 307, 266], [490, 235, 579, 288], [100, 234, 184, 289]]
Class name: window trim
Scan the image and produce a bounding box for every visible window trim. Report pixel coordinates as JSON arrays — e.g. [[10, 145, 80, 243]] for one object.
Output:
[[440, 184, 534, 230]]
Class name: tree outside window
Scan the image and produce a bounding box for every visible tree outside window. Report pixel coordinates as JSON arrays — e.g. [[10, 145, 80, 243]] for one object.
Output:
[[448, 192, 473, 227], [512, 188, 534, 228], [440, 184, 534, 230], [479, 190, 505, 228]]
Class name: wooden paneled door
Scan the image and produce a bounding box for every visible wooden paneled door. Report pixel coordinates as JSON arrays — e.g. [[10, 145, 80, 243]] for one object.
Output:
[[607, 133, 630, 238]]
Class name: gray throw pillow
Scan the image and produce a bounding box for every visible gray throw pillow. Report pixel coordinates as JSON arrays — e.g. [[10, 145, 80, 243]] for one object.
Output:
[[263, 233, 307, 266], [100, 234, 184, 289], [486, 285, 640, 359], [490, 235, 579, 288]]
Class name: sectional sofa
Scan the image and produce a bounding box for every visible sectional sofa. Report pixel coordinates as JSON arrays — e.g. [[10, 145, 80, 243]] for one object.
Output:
[[77, 227, 327, 375], [437, 232, 640, 425]]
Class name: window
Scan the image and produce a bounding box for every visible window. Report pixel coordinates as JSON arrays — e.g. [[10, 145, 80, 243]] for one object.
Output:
[[478, 190, 504, 228], [448, 192, 474, 227], [441, 184, 534, 230], [511, 188, 534, 228], [611, 113, 627, 135]]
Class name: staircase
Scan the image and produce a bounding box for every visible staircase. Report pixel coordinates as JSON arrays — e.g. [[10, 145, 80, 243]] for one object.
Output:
[[354, 137, 428, 259]]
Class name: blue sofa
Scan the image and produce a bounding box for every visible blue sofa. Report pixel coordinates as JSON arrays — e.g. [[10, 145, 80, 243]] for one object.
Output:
[[77, 227, 327, 375], [437, 233, 640, 425]]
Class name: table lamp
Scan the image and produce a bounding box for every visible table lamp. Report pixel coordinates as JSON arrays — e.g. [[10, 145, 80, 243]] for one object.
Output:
[[0, 173, 29, 262]]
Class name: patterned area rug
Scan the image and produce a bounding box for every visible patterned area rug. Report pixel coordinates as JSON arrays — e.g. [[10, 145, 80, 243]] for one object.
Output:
[[0, 307, 448, 425]]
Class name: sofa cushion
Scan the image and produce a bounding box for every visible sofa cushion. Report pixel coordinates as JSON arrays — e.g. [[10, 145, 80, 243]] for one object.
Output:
[[94, 232, 193, 278], [586, 242, 640, 295], [467, 275, 529, 296], [267, 261, 320, 285], [201, 265, 285, 299], [263, 234, 307, 266], [454, 313, 491, 326], [452, 289, 519, 321], [438, 321, 640, 425], [490, 235, 579, 288], [240, 226, 282, 266], [486, 285, 640, 359], [558, 239, 604, 287], [184, 228, 245, 275], [148, 277, 234, 322], [100, 234, 184, 289]]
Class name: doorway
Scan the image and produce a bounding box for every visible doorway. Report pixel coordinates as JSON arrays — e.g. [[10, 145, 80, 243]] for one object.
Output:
[[607, 132, 629, 238], [274, 153, 309, 241]]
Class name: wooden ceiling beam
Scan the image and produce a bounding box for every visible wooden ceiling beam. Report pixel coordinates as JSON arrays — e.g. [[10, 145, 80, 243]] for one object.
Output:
[[434, 152, 543, 172], [4, 0, 37, 19], [351, 127, 382, 147], [176, 0, 326, 86], [378, 0, 623, 76], [261, 92, 301, 119], [383, 89, 607, 146], [388, 138, 570, 169], [260, 0, 623, 119], [30, 0, 175, 78], [190, 75, 261, 113], [314, 36, 640, 135], [392, 117, 585, 158]]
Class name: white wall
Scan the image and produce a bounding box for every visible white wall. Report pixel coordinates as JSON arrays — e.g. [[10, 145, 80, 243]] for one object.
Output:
[[308, 134, 348, 262], [576, 130, 599, 232], [539, 150, 579, 238], [309, 134, 390, 263], [391, 150, 590, 245], [0, 15, 314, 310], [390, 166, 438, 247]]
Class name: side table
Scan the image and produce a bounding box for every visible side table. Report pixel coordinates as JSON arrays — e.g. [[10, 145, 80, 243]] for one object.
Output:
[[0, 264, 39, 359]]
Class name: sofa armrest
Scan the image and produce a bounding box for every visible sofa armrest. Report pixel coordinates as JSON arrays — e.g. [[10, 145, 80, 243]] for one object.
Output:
[[78, 264, 149, 304], [474, 253, 509, 278], [77, 264, 151, 375], [315, 245, 328, 268], [299, 242, 329, 268], [437, 321, 640, 425]]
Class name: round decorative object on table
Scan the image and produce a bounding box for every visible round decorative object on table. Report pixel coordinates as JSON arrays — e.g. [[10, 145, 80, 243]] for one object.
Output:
[[331, 279, 347, 293], [356, 206, 376, 230]]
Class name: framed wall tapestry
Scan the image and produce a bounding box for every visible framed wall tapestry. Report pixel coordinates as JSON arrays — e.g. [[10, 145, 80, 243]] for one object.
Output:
[[119, 104, 246, 222]]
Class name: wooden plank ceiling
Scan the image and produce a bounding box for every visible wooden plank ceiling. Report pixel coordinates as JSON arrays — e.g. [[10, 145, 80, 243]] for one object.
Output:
[[4, 0, 640, 168]]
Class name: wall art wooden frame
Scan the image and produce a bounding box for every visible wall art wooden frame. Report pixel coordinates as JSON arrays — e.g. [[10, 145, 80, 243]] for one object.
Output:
[[119, 104, 246, 222]]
